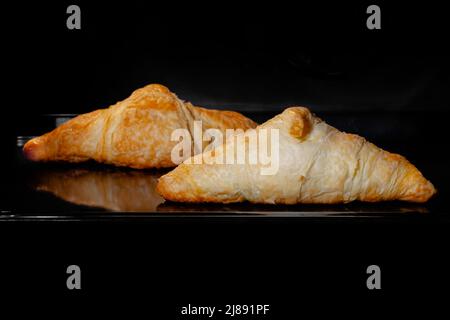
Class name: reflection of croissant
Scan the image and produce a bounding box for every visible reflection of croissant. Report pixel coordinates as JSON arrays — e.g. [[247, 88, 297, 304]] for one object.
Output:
[[158, 107, 436, 204], [32, 169, 165, 211], [23, 84, 256, 168]]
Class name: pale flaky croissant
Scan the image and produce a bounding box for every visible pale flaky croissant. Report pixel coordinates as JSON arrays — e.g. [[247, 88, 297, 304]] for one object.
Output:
[[23, 84, 256, 169], [157, 107, 436, 204]]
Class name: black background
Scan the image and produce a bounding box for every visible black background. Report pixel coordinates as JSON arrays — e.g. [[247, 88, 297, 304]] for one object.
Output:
[[1, 1, 450, 318], [3, 1, 450, 116]]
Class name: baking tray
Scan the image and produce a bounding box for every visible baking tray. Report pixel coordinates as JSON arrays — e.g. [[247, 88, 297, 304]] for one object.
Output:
[[2, 113, 448, 220]]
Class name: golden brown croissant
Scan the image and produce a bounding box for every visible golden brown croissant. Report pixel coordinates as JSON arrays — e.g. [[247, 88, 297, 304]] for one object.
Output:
[[23, 84, 256, 169], [157, 107, 436, 204], [31, 169, 165, 212]]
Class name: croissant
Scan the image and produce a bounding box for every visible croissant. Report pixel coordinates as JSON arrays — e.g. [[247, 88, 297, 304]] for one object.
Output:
[[23, 84, 256, 169], [157, 107, 436, 204], [31, 169, 164, 212]]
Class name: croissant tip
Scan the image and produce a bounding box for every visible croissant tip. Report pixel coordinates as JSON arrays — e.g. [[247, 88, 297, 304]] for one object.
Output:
[[156, 173, 190, 202], [156, 176, 181, 202], [156, 171, 206, 203], [155, 178, 167, 197], [420, 182, 437, 203], [23, 138, 47, 162], [401, 178, 437, 203]]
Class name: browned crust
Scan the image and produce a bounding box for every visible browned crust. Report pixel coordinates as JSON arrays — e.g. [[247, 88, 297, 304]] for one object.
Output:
[[187, 103, 257, 131], [23, 84, 257, 169]]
